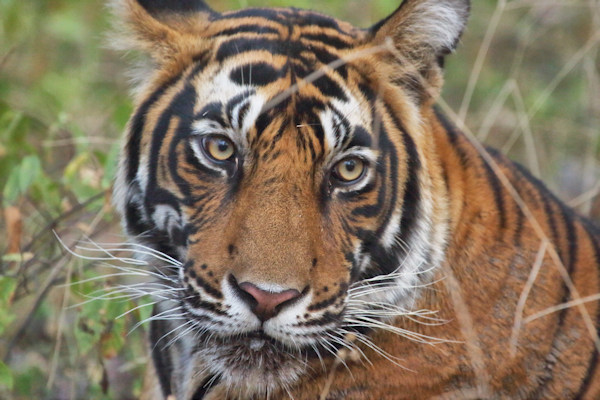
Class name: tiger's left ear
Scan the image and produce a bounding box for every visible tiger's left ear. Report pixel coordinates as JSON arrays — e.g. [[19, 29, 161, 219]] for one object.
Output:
[[370, 0, 470, 103], [110, 0, 217, 67]]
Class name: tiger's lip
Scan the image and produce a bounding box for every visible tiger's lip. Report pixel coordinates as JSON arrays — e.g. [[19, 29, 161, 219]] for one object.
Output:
[[193, 327, 289, 349], [244, 329, 270, 340], [238, 329, 290, 350]]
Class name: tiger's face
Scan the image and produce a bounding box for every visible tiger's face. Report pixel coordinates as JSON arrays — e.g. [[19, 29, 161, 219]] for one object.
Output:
[[113, 0, 468, 395]]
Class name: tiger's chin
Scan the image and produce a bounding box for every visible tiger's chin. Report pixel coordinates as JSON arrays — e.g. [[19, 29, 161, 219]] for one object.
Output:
[[195, 331, 309, 397]]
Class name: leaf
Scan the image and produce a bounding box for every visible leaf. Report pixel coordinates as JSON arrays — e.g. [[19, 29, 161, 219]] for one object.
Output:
[[0, 361, 13, 391], [17, 155, 41, 194], [0, 277, 17, 336], [2, 168, 20, 206], [0, 277, 17, 304], [2, 156, 42, 206]]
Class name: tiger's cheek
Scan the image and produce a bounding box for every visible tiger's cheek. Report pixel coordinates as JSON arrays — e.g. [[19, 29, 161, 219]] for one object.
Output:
[[181, 217, 239, 294], [306, 245, 352, 312]]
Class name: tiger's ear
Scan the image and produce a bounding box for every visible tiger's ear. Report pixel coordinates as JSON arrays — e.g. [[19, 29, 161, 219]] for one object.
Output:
[[369, 0, 470, 103], [110, 0, 216, 65]]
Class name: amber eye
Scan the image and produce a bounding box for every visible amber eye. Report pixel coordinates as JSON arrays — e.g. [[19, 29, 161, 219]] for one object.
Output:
[[333, 157, 366, 183], [202, 135, 235, 162]]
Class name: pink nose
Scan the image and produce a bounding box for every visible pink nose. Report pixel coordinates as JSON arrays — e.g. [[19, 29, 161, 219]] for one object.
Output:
[[238, 282, 301, 321]]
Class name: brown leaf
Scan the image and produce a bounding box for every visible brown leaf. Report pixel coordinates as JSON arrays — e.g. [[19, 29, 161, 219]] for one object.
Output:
[[4, 206, 22, 254]]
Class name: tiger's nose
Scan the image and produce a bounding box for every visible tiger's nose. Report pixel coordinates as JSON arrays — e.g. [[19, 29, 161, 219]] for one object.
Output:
[[231, 277, 301, 321]]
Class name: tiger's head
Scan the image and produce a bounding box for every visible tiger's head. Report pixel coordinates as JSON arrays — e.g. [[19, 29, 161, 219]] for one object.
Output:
[[112, 0, 469, 396]]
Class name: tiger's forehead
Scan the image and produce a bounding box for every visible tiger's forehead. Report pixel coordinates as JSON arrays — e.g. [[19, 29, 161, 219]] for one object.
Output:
[[189, 53, 374, 156], [211, 7, 362, 45], [145, 6, 379, 166]]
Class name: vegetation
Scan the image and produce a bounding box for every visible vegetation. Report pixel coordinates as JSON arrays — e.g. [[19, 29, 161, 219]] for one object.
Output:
[[0, 0, 598, 398]]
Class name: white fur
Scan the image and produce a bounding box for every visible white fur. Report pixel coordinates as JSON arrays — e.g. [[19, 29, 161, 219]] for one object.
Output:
[[409, 0, 469, 53]]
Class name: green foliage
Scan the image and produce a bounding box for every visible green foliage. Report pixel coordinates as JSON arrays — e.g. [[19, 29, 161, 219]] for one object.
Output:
[[0, 361, 14, 391], [0, 278, 17, 337], [0, 278, 16, 394], [3, 156, 42, 207], [0, 0, 598, 399]]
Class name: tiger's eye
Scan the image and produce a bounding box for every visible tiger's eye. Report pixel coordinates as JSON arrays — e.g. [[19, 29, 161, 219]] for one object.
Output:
[[334, 157, 365, 183], [203, 136, 235, 161]]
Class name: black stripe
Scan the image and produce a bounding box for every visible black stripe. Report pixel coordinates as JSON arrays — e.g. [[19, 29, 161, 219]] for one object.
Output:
[[301, 32, 353, 49], [311, 46, 348, 80], [216, 38, 284, 63], [138, 0, 213, 15], [194, 101, 226, 126], [126, 75, 180, 182], [225, 90, 254, 123], [529, 206, 578, 396], [192, 272, 224, 300], [434, 108, 470, 169], [219, 8, 287, 22], [396, 129, 420, 242], [292, 12, 345, 31], [216, 25, 279, 36], [351, 127, 389, 218], [229, 62, 283, 86], [307, 282, 348, 311], [355, 105, 418, 279], [384, 104, 421, 243], [480, 149, 507, 231], [167, 64, 217, 198], [124, 192, 152, 236], [149, 312, 173, 398], [349, 125, 372, 148], [513, 162, 564, 260], [191, 374, 222, 400], [339, 181, 377, 202], [297, 311, 341, 327], [330, 107, 350, 147], [184, 287, 227, 316], [146, 71, 198, 208]]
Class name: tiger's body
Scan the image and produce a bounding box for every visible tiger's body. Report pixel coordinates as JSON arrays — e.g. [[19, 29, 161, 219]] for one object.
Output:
[[110, 0, 600, 398]]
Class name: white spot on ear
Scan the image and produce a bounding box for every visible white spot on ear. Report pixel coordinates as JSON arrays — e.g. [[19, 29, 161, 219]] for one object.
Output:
[[412, 0, 470, 53], [376, 0, 470, 56]]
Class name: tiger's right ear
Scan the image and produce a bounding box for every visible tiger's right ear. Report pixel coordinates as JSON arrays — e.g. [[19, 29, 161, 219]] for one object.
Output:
[[110, 0, 217, 66]]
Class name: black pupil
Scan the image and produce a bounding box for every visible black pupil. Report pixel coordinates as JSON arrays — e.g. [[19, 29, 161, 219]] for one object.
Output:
[[344, 159, 357, 172], [217, 139, 230, 153]]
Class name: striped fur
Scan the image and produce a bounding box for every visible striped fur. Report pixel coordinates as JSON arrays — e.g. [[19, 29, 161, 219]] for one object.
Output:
[[110, 0, 600, 399]]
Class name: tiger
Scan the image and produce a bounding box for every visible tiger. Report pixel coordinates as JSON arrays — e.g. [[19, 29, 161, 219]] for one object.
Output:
[[109, 0, 600, 398]]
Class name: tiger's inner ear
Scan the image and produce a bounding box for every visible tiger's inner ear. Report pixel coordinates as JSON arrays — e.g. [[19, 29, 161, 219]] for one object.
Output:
[[111, 0, 217, 66], [369, 0, 470, 103]]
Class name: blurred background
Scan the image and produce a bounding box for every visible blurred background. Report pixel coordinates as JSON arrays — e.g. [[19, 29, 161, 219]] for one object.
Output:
[[0, 0, 598, 398]]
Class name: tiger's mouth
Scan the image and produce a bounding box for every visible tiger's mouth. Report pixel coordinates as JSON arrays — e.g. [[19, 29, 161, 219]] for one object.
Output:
[[187, 313, 345, 364], [193, 327, 305, 356], [193, 328, 311, 389], [223, 330, 291, 353]]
